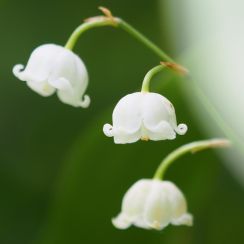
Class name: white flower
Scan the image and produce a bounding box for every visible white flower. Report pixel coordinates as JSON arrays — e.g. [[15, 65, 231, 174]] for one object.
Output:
[[13, 44, 90, 108], [103, 92, 187, 144], [112, 179, 193, 230]]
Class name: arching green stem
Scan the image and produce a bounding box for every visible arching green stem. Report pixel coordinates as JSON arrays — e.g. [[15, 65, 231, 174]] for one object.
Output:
[[141, 65, 166, 92], [65, 17, 117, 50], [153, 139, 230, 180], [64, 12, 175, 63]]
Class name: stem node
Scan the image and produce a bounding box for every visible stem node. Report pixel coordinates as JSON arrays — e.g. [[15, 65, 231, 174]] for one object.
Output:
[[98, 6, 118, 26], [160, 61, 189, 76]]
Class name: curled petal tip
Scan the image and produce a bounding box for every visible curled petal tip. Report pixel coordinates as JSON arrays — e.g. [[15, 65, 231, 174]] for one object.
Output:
[[112, 215, 131, 230], [182, 214, 194, 226], [103, 124, 114, 137], [13, 64, 24, 79], [172, 213, 193, 226], [79, 95, 90, 108], [176, 123, 188, 135], [186, 214, 194, 226]]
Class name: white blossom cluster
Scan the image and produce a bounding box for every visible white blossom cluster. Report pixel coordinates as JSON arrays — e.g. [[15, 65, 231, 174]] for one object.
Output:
[[13, 16, 192, 232]]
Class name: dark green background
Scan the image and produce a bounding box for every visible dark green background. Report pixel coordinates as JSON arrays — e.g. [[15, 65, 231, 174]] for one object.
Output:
[[0, 0, 243, 243]]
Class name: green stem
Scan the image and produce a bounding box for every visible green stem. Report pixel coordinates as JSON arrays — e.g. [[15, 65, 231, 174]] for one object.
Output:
[[65, 16, 175, 63], [118, 20, 173, 62], [65, 17, 117, 50], [141, 65, 166, 92], [153, 139, 230, 180]]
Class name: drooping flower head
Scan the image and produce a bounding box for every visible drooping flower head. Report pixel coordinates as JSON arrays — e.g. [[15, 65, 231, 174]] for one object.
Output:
[[112, 179, 193, 230], [103, 92, 187, 144], [112, 139, 230, 230], [13, 44, 90, 108]]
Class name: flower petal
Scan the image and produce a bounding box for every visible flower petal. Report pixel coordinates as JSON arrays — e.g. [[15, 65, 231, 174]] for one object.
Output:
[[162, 181, 193, 226], [112, 180, 152, 230], [142, 92, 188, 138], [13, 64, 25, 81], [113, 126, 141, 144], [113, 179, 193, 231], [142, 93, 177, 140], [142, 93, 173, 127], [21, 44, 63, 82], [26, 80, 55, 97], [103, 123, 141, 143], [171, 213, 193, 226], [143, 121, 176, 140], [112, 93, 143, 133], [175, 123, 188, 135], [49, 77, 90, 107], [103, 124, 114, 137], [112, 213, 132, 229], [121, 179, 152, 218], [78, 95, 90, 108], [143, 180, 172, 230], [13, 44, 89, 108], [103, 93, 144, 143], [48, 48, 89, 107], [48, 77, 73, 92]]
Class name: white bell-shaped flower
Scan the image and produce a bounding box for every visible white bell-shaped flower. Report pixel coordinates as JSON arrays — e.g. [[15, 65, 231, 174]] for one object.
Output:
[[113, 179, 193, 230], [13, 44, 90, 108], [103, 92, 187, 144]]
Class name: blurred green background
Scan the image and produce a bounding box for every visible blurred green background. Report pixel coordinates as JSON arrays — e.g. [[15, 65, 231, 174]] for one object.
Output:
[[0, 0, 243, 243]]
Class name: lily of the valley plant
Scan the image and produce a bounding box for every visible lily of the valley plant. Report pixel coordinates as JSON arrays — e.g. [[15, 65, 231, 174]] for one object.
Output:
[[103, 64, 188, 144], [113, 139, 230, 230], [12, 7, 231, 233]]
